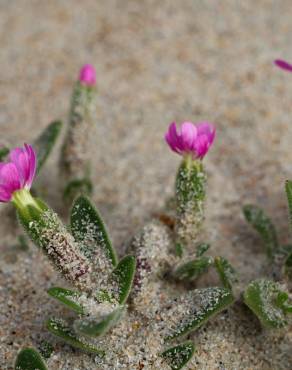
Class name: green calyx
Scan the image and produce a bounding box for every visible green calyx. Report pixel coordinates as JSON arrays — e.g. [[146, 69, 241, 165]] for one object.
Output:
[[12, 189, 46, 223]]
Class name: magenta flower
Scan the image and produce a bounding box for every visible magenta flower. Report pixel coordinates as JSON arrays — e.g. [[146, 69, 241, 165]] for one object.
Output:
[[165, 121, 216, 159], [79, 64, 96, 86], [0, 144, 36, 202], [274, 59, 292, 72]]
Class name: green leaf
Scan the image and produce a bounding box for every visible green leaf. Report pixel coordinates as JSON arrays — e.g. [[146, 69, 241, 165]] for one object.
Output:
[[214, 256, 237, 290], [15, 348, 47, 370], [161, 342, 195, 370], [196, 243, 210, 257], [74, 305, 124, 338], [243, 204, 278, 258], [173, 256, 213, 281], [0, 146, 9, 161], [38, 341, 54, 360], [165, 287, 234, 340], [70, 195, 117, 266], [34, 121, 62, 174], [284, 251, 292, 281], [47, 287, 84, 314], [243, 279, 290, 328], [286, 180, 292, 228], [111, 255, 136, 304], [46, 318, 104, 355], [175, 242, 183, 258], [63, 178, 93, 202]]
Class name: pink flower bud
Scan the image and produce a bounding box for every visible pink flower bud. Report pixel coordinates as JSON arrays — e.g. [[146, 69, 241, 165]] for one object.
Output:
[[165, 121, 216, 160], [274, 59, 292, 72], [79, 64, 96, 86], [0, 144, 36, 202]]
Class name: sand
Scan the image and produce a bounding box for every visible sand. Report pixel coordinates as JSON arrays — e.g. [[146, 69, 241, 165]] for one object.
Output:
[[1, 0, 292, 369]]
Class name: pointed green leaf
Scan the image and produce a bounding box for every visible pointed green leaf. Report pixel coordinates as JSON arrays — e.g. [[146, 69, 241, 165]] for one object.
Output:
[[195, 243, 210, 257], [34, 121, 62, 174], [243, 204, 278, 258], [15, 348, 47, 370], [47, 287, 84, 314], [70, 195, 117, 266], [111, 255, 136, 304], [165, 287, 234, 340], [284, 251, 292, 281], [46, 318, 104, 355], [0, 146, 9, 161], [243, 279, 290, 328], [173, 256, 213, 281], [74, 305, 124, 338], [161, 342, 195, 370], [214, 256, 237, 290], [286, 180, 292, 228]]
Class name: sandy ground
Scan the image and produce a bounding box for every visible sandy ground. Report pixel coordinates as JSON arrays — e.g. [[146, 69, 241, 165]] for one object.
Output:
[[1, 0, 292, 369]]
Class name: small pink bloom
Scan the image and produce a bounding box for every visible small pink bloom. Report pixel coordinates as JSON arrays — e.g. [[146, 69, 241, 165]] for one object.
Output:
[[274, 59, 292, 72], [0, 144, 36, 202], [79, 64, 96, 86], [165, 121, 216, 159]]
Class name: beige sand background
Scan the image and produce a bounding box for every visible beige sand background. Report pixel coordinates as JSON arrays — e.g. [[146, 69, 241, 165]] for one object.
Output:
[[1, 0, 292, 369]]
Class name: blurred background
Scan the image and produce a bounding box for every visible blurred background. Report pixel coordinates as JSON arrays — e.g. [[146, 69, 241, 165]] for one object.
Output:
[[1, 1, 292, 368]]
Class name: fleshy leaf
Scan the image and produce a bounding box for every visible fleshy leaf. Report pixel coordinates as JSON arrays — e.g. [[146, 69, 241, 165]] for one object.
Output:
[[70, 195, 117, 266], [161, 342, 195, 370], [196, 243, 210, 257], [111, 255, 136, 304], [74, 305, 124, 337], [284, 251, 292, 281], [34, 121, 62, 174], [243, 279, 290, 328], [214, 256, 237, 290], [243, 204, 278, 258], [14, 348, 47, 370], [165, 287, 234, 340], [173, 256, 213, 281], [0, 146, 9, 161], [46, 318, 104, 355], [47, 287, 84, 314]]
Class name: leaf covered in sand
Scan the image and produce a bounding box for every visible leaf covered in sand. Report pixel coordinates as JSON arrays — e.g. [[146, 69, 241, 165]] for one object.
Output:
[[173, 256, 213, 281], [214, 256, 237, 290], [243, 204, 278, 258], [165, 287, 234, 340], [161, 341, 195, 370], [74, 305, 124, 337], [14, 348, 47, 370], [46, 318, 105, 355], [111, 255, 136, 304], [70, 195, 118, 266], [47, 287, 84, 314], [243, 279, 291, 328]]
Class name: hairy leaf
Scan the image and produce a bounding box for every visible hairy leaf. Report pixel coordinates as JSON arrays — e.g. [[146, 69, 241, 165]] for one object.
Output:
[[173, 256, 213, 281], [71, 195, 117, 266], [111, 255, 136, 304], [34, 121, 62, 174], [47, 287, 84, 314], [161, 341, 195, 370], [243, 204, 278, 258], [14, 348, 47, 370], [74, 306, 124, 337], [165, 287, 234, 340], [243, 279, 291, 328], [214, 256, 237, 290], [46, 318, 104, 355]]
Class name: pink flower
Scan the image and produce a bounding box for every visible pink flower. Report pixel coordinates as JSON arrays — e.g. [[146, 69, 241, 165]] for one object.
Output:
[[165, 121, 216, 159], [79, 64, 96, 86], [0, 144, 36, 202], [274, 59, 292, 72]]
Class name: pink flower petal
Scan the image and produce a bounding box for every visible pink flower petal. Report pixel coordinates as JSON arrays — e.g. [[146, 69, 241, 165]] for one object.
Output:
[[79, 64, 96, 86], [0, 163, 21, 194], [180, 122, 198, 151]]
